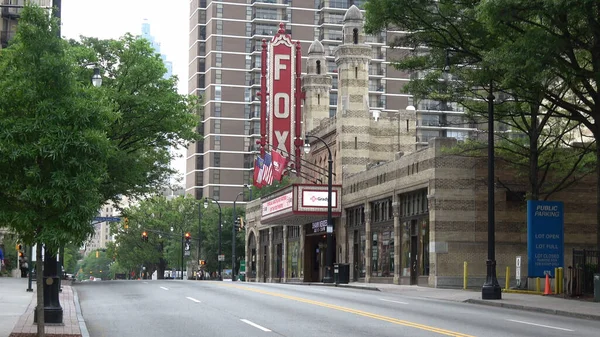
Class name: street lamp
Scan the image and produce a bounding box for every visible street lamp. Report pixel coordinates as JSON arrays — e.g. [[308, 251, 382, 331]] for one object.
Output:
[[482, 80, 502, 299], [204, 197, 222, 280], [303, 135, 334, 283], [170, 225, 184, 280], [91, 67, 102, 87], [232, 185, 252, 282]]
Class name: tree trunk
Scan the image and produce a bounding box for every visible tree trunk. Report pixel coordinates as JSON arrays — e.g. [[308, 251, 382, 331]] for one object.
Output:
[[530, 105, 540, 201], [36, 244, 45, 337], [596, 143, 600, 266]]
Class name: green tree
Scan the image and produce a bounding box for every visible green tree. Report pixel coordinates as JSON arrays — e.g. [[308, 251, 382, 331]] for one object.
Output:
[[364, 1, 596, 204], [70, 34, 201, 204], [0, 6, 114, 330]]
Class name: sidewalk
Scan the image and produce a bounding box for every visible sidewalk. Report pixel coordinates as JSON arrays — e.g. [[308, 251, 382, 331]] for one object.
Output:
[[0, 277, 88, 337], [0, 278, 34, 337], [299, 281, 600, 321]]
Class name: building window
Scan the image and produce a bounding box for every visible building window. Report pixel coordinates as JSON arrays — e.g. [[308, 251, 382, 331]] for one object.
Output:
[[215, 86, 222, 101], [214, 153, 221, 167]]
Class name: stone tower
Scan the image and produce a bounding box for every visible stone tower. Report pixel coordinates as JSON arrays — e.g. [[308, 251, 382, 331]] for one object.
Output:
[[334, 5, 373, 176], [302, 40, 332, 134]]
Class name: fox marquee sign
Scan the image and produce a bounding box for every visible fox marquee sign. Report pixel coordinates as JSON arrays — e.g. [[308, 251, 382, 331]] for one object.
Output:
[[268, 24, 298, 155]]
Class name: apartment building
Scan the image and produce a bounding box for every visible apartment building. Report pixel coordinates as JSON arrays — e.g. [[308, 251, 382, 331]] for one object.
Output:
[[1, 0, 52, 49], [186, 0, 475, 204]]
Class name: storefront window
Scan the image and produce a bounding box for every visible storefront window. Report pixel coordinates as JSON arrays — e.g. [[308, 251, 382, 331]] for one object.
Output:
[[287, 241, 301, 279], [421, 218, 430, 276], [402, 221, 411, 276], [371, 230, 393, 277], [360, 234, 366, 277]]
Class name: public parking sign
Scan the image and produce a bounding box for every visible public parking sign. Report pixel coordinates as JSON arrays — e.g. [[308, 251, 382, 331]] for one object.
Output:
[[527, 200, 564, 278]]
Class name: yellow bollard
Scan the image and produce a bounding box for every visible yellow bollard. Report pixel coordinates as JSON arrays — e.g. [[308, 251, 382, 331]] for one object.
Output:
[[505, 266, 510, 290], [554, 267, 558, 294], [463, 261, 468, 290], [536, 277, 540, 292], [558, 267, 563, 294]]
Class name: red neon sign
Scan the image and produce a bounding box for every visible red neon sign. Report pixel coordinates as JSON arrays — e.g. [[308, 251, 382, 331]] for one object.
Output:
[[268, 26, 296, 155]]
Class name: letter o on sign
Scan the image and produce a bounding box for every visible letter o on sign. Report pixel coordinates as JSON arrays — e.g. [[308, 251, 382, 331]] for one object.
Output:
[[274, 92, 290, 118]]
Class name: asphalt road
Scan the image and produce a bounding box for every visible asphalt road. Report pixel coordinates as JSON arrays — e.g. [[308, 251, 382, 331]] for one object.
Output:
[[75, 280, 600, 337]]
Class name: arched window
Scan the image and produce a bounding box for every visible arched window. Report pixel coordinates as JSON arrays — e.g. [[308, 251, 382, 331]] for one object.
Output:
[[353, 28, 358, 44], [316, 60, 321, 74]]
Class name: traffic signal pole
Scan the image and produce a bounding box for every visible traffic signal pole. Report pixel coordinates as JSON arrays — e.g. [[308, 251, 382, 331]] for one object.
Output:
[[180, 229, 184, 280]]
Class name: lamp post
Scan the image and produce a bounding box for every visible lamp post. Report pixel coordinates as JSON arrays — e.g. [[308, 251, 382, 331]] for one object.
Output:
[[170, 225, 184, 280], [303, 135, 334, 283], [197, 200, 202, 276], [232, 185, 253, 282], [204, 197, 222, 280], [481, 81, 502, 299]]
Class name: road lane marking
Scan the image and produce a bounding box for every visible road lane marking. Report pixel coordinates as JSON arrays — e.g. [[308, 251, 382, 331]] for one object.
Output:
[[380, 298, 409, 305], [506, 319, 574, 332], [160, 286, 169, 291], [143, 281, 148, 284], [241, 319, 271, 332], [186, 297, 201, 303], [223, 284, 474, 337]]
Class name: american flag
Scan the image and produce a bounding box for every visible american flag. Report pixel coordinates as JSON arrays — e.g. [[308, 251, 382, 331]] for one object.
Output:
[[261, 153, 274, 186]]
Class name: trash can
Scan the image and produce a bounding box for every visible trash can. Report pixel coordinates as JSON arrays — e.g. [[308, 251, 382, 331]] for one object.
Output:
[[334, 263, 350, 285], [594, 274, 600, 302]]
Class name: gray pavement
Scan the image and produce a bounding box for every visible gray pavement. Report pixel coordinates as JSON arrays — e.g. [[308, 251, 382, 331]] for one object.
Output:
[[295, 281, 600, 321], [0, 277, 34, 337], [74, 280, 600, 337]]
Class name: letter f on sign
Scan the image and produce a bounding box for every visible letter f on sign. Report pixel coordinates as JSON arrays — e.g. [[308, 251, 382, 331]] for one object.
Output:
[[274, 54, 290, 80]]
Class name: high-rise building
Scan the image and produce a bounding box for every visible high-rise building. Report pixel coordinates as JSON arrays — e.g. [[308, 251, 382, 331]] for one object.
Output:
[[141, 19, 173, 79], [186, 0, 474, 204], [1, 0, 52, 49]]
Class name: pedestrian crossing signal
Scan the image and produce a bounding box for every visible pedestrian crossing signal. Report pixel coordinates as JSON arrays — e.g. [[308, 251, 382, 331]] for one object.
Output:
[[141, 231, 148, 242]]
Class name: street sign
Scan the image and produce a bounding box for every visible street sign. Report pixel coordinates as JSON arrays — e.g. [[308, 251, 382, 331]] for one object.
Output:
[[527, 201, 564, 278], [184, 251, 190, 257], [218, 254, 225, 261], [516, 255, 522, 286], [94, 216, 121, 222]]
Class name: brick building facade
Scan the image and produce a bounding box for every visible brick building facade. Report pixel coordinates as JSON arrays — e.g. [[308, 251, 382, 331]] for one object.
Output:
[[243, 6, 597, 288]]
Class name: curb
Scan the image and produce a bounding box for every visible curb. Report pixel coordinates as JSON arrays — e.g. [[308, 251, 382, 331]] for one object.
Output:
[[72, 287, 90, 337], [283, 282, 381, 292], [464, 299, 600, 321]]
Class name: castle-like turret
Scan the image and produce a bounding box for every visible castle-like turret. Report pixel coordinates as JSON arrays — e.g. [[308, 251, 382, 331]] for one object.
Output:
[[302, 40, 332, 134], [334, 5, 373, 176]]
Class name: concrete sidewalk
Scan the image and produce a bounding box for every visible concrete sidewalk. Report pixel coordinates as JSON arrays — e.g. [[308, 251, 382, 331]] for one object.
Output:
[[0, 277, 88, 337], [0, 278, 34, 337], [298, 281, 600, 321]]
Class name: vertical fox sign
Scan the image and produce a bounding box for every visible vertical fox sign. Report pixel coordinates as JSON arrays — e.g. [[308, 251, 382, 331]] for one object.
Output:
[[268, 23, 297, 156]]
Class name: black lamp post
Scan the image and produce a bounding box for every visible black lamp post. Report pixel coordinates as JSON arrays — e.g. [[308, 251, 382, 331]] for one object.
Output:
[[481, 81, 502, 299], [205, 197, 222, 280], [197, 201, 202, 275], [170, 225, 185, 280], [232, 185, 252, 282], [303, 135, 334, 283]]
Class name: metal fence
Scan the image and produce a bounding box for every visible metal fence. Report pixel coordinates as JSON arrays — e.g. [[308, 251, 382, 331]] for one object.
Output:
[[569, 249, 599, 296]]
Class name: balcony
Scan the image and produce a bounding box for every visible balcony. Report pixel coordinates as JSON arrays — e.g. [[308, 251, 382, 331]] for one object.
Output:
[[1, 4, 22, 19], [0, 30, 15, 48], [252, 0, 290, 6]]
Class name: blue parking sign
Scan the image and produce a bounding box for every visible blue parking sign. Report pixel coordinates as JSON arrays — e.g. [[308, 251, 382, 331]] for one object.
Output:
[[527, 201, 564, 278]]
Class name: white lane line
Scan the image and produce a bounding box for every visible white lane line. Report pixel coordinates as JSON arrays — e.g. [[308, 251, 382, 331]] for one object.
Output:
[[506, 319, 574, 332], [186, 296, 201, 303], [240, 319, 272, 332], [143, 281, 148, 284], [311, 289, 328, 293], [379, 298, 409, 305], [160, 286, 169, 291]]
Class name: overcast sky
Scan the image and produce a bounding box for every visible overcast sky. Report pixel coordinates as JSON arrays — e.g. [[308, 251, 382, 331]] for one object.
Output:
[[61, 0, 190, 179]]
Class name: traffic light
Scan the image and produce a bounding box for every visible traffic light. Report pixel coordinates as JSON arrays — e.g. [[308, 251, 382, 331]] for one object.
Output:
[[235, 217, 245, 232], [124, 217, 129, 230], [16, 243, 22, 251], [19, 251, 24, 258], [141, 231, 148, 242], [96, 250, 99, 258], [199, 260, 206, 266], [184, 232, 191, 251]]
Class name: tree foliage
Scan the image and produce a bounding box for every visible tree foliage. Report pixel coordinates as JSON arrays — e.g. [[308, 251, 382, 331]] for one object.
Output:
[[364, 0, 600, 249], [69, 34, 201, 204], [0, 6, 113, 249]]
